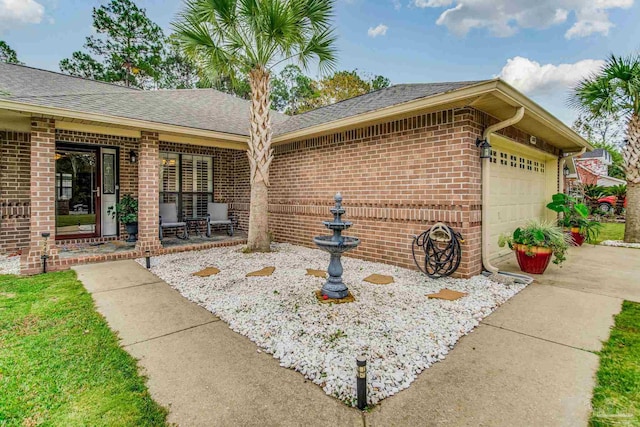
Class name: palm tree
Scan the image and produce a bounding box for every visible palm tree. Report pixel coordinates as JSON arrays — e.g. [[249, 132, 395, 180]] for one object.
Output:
[[572, 54, 640, 243], [608, 184, 627, 215], [174, 0, 337, 251]]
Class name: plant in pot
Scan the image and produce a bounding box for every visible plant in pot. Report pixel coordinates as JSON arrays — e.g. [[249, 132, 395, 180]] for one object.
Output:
[[546, 193, 601, 246], [107, 194, 138, 243], [498, 220, 571, 274]]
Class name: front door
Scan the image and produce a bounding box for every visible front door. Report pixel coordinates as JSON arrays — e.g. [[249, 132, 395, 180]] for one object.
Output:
[[55, 145, 101, 238], [101, 148, 118, 236]]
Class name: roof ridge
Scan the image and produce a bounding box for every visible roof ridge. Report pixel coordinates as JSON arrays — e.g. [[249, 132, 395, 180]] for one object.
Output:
[[0, 62, 140, 92]]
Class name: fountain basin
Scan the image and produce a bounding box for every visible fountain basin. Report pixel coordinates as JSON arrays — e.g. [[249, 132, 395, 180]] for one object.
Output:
[[313, 235, 360, 252]]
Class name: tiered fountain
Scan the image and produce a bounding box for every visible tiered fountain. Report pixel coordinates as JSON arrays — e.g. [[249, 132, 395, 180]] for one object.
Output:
[[313, 193, 360, 299]]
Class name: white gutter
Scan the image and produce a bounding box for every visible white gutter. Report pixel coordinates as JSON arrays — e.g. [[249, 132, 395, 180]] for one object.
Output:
[[481, 107, 525, 274]]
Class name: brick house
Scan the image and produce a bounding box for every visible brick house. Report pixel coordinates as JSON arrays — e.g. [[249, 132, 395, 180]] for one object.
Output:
[[0, 63, 591, 276], [565, 148, 626, 192]]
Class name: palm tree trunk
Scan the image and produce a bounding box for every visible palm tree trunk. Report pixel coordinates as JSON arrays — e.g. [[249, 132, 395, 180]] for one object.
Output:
[[246, 67, 273, 252], [623, 113, 640, 242]]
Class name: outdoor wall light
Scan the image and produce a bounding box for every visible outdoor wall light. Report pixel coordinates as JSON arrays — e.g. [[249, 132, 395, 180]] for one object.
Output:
[[129, 150, 138, 163], [563, 164, 570, 177], [475, 138, 492, 159]]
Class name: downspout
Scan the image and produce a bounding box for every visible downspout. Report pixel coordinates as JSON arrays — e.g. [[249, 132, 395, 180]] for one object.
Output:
[[559, 148, 587, 194], [481, 107, 525, 275]]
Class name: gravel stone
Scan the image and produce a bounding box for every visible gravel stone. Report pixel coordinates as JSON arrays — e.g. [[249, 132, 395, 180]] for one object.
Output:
[[600, 240, 640, 249], [0, 255, 20, 275], [138, 243, 527, 406]]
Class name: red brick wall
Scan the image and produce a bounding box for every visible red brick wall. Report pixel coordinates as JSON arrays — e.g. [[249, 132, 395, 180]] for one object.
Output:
[[234, 107, 559, 278], [233, 109, 485, 277], [0, 131, 31, 253], [136, 131, 162, 253]]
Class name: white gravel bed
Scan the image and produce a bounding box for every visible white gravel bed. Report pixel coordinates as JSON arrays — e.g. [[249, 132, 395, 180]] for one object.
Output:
[[138, 243, 526, 406], [600, 240, 640, 249], [0, 255, 20, 275]]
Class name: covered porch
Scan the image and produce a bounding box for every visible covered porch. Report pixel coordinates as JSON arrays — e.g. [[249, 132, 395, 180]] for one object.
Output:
[[18, 118, 250, 275]]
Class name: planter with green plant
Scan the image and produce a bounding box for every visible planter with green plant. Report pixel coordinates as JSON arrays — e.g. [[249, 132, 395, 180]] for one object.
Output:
[[546, 193, 602, 246], [107, 194, 138, 242], [498, 220, 572, 274]]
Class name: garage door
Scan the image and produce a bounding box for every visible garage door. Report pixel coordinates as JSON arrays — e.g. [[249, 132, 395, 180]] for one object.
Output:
[[488, 136, 558, 261]]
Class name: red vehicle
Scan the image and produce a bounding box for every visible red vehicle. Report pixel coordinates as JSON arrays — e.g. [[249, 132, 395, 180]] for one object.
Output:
[[597, 195, 627, 213]]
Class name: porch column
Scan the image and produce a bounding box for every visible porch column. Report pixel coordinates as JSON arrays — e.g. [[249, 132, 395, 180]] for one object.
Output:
[[21, 118, 58, 274], [135, 131, 162, 254]]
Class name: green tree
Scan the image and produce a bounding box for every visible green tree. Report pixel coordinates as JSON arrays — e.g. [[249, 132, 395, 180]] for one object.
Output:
[[572, 114, 627, 179], [303, 69, 391, 110], [174, 0, 337, 252], [0, 41, 21, 64], [158, 35, 202, 89], [60, 0, 164, 89], [271, 65, 319, 114], [572, 54, 640, 243]]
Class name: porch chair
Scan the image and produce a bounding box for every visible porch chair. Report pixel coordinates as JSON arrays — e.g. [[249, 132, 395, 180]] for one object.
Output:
[[206, 203, 234, 237], [159, 202, 189, 240]]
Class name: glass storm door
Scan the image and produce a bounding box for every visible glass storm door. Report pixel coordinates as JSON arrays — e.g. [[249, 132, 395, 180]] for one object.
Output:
[[55, 146, 100, 238]]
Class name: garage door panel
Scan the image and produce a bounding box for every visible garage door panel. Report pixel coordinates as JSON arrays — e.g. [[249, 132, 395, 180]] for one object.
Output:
[[488, 143, 551, 261]]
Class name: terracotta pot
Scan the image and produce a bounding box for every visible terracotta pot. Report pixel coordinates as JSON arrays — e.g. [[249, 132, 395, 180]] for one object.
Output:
[[514, 245, 553, 274], [570, 227, 584, 246]]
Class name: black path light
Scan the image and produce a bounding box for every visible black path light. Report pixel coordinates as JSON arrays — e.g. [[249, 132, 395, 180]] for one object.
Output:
[[356, 356, 367, 410], [41, 232, 50, 274], [475, 138, 492, 159]]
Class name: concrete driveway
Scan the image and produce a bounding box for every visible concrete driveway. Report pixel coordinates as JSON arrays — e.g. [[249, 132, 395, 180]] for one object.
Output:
[[73, 244, 638, 426]]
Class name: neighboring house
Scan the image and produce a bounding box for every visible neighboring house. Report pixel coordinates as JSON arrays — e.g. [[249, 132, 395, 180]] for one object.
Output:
[[0, 62, 591, 276], [565, 148, 626, 192]]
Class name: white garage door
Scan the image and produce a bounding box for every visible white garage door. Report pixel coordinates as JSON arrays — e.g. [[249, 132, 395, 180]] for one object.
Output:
[[488, 136, 558, 261]]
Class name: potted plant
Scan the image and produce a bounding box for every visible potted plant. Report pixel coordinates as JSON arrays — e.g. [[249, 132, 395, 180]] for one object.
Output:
[[546, 193, 601, 246], [107, 194, 138, 242], [498, 220, 571, 274]]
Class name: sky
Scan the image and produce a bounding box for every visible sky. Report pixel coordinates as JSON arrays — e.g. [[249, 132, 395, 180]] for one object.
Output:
[[1, 0, 640, 125]]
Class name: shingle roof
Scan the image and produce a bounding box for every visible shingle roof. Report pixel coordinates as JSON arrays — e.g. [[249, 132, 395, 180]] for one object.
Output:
[[580, 148, 606, 158], [1, 62, 488, 138], [0, 62, 136, 97], [273, 81, 488, 135], [6, 90, 289, 136]]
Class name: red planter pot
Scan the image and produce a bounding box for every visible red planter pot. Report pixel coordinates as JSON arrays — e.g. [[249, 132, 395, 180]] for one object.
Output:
[[514, 244, 553, 275], [570, 228, 584, 247]]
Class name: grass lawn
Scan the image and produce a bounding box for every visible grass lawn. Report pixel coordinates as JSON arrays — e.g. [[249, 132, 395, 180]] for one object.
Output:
[[595, 222, 626, 244], [0, 271, 168, 426], [56, 214, 96, 228], [590, 301, 640, 426]]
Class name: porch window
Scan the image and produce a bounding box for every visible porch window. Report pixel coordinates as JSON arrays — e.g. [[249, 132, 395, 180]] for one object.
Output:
[[159, 152, 214, 219]]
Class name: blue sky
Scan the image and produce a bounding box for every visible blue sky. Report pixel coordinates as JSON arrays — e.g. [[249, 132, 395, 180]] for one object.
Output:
[[1, 0, 639, 125]]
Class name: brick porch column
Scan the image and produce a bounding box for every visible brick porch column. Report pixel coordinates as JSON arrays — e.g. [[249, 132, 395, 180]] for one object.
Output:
[[135, 131, 162, 254], [21, 118, 59, 274]]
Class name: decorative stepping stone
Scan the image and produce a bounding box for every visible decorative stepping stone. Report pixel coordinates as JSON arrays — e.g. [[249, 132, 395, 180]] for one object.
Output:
[[192, 267, 220, 277], [306, 269, 327, 278], [363, 274, 394, 285], [426, 289, 467, 301], [246, 267, 276, 277], [314, 290, 355, 304]]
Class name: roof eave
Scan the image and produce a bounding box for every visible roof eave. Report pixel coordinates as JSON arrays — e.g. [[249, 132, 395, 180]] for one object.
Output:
[[272, 79, 593, 153], [272, 80, 500, 144], [0, 98, 249, 146]]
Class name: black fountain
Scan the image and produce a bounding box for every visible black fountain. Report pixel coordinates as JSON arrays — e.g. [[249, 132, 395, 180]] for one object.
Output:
[[313, 193, 361, 299]]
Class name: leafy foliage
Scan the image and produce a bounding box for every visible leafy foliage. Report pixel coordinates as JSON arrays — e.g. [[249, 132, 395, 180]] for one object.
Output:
[[107, 193, 138, 224], [546, 193, 602, 243], [498, 220, 572, 265], [607, 184, 628, 215], [157, 34, 203, 89], [0, 40, 21, 64], [271, 65, 318, 114], [59, 0, 165, 88]]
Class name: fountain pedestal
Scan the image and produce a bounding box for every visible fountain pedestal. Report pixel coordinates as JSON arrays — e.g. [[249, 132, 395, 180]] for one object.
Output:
[[313, 193, 360, 299]]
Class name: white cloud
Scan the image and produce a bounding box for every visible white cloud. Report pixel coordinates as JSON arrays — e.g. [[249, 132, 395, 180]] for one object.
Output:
[[0, 0, 45, 30], [367, 24, 389, 38], [414, 0, 633, 38], [497, 56, 605, 96]]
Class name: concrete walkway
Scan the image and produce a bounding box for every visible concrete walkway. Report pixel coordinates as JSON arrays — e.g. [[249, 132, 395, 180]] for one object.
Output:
[[73, 245, 639, 426]]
